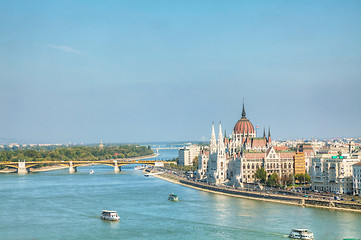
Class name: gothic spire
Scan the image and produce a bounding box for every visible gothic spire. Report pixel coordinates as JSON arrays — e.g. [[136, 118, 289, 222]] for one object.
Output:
[[263, 127, 266, 138], [218, 122, 223, 141], [218, 122, 225, 152], [242, 100, 246, 118], [210, 122, 217, 154]]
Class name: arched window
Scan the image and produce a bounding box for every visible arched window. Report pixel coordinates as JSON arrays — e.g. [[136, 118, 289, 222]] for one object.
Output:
[[252, 164, 254, 169], [284, 163, 287, 168], [289, 163, 291, 168], [247, 164, 250, 169]]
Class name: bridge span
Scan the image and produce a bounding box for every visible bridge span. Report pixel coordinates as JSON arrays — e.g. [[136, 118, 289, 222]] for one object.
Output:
[[0, 158, 176, 174]]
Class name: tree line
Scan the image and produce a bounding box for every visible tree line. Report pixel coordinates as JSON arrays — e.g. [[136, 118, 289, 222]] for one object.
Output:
[[0, 145, 154, 162], [254, 167, 311, 187]]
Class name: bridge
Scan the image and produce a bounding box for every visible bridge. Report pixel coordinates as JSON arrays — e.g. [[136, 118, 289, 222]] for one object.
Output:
[[153, 147, 182, 153], [0, 159, 175, 174]]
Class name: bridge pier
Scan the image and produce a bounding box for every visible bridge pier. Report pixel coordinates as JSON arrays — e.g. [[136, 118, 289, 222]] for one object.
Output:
[[69, 161, 77, 173], [114, 161, 121, 173], [18, 161, 28, 174]]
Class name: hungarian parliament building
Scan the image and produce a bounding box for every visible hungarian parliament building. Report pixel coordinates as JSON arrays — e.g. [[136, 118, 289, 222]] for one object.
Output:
[[197, 104, 296, 186]]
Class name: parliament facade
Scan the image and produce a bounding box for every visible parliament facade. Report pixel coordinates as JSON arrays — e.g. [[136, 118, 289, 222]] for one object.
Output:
[[198, 104, 296, 186]]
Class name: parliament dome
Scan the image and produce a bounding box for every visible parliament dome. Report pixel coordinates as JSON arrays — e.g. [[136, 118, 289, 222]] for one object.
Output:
[[233, 104, 255, 134]]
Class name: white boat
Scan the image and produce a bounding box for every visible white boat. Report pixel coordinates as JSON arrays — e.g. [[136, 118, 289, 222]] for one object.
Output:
[[135, 165, 146, 170], [288, 229, 314, 239], [144, 174, 150, 177], [100, 210, 120, 221], [168, 193, 179, 201], [90, 169, 94, 174]]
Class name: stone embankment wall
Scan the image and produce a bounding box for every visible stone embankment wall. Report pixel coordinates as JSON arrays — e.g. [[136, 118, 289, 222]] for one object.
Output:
[[179, 179, 361, 212]]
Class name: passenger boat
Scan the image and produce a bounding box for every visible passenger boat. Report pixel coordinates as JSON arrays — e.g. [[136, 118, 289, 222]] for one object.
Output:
[[288, 229, 314, 239], [90, 169, 94, 174], [168, 193, 179, 201], [100, 210, 120, 221]]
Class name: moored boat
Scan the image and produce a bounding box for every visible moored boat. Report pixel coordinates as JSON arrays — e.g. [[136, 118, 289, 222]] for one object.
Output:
[[288, 229, 314, 239], [100, 210, 120, 221], [168, 193, 178, 201]]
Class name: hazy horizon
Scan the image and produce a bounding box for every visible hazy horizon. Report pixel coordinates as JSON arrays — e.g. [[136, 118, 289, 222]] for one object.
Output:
[[1, 1, 360, 144]]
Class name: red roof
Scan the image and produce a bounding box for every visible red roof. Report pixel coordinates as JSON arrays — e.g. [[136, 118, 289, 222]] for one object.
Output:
[[279, 152, 296, 158], [273, 146, 288, 151], [244, 152, 265, 159], [251, 138, 267, 148]]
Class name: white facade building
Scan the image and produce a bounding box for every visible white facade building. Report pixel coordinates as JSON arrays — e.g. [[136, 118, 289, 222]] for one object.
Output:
[[353, 162, 361, 195], [311, 153, 361, 194], [198, 104, 295, 187], [178, 145, 200, 166]]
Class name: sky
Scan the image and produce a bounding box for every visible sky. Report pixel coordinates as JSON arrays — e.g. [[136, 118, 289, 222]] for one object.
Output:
[[0, 0, 360, 144]]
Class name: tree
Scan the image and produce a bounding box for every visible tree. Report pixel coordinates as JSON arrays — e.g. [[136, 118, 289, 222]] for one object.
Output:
[[266, 173, 279, 187], [254, 167, 267, 183], [295, 173, 311, 184], [193, 156, 199, 168]]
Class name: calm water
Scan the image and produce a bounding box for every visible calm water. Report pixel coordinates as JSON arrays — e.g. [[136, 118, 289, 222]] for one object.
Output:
[[1, 148, 361, 240]]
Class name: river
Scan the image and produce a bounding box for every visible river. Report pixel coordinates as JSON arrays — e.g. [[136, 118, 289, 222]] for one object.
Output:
[[0, 147, 360, 239]]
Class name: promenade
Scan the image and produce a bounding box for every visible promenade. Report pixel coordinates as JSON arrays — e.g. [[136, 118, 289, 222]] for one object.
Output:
[[146, 167, 361, 213]]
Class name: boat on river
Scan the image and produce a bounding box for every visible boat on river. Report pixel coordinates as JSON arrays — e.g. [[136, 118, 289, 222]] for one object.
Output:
[[90, 169, 94, 174], [100, 210, 120, 221], [288, 229, 314, 239], [135, 165, 146, 170], [168, 193, 179, 201]]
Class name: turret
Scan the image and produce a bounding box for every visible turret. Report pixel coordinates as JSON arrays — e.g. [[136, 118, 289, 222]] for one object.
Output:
[[218, 122, 225, 152], [210, 122, 217, 154]]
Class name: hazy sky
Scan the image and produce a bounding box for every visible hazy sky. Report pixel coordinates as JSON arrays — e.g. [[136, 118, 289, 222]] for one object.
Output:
[[1, 0, 360, 144]]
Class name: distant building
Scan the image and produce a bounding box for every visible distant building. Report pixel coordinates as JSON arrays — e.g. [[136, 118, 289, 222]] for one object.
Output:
[[99, 140, 104, 150], [294, 152, 306, 175], [178, 145, 200, 166], [311, 152, 360, 194], [298, 144, 315, 174], [352, 162, 361, 195]]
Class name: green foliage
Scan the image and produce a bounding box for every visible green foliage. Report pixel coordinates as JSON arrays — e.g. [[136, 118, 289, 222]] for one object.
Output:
[[266, 173, 280, 187], [193, 156, 199, 167], [295, 173, 311, 183], [281, 174, 293, 186], [254, 167, 267, 183], [0, 145, 154, 162]]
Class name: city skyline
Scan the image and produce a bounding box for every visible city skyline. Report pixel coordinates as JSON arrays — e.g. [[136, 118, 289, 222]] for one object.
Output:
[[1, 0, 361, 143]]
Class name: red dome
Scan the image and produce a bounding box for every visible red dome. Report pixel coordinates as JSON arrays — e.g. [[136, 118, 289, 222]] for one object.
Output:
[[234, 118, 255, 134]]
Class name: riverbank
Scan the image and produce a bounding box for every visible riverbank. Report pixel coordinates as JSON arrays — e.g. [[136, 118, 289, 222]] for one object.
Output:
[[0, 153, 159, 173], [147, 169, 361, 213]]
